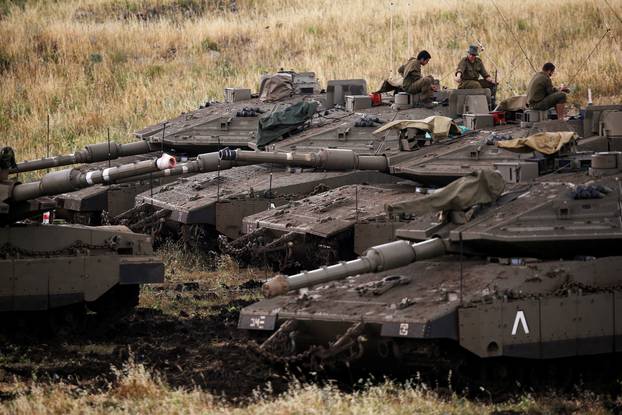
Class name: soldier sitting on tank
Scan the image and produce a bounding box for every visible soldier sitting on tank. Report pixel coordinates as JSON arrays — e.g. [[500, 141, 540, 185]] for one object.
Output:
[[374, 50, 438, 108], [399, 50, 437, 109], [454, 45, 496, 91], [526, 62, 570, 120]]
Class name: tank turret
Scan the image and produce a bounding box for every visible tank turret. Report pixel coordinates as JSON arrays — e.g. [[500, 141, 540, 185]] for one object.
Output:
[[0, 146, 170, 320]]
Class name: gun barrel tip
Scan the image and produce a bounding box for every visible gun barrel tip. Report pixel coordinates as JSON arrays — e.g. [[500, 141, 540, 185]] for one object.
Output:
[[157, 153, 177, 170]]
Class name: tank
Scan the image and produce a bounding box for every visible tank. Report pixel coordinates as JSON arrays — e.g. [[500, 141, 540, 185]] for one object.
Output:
[[0, 147, 175, 322], [238, 120, 622, 373], [217, 110, 588, 272], [117, 97, 436, 247], [49, 78, 323, 224], [121, 87, 530, 248]]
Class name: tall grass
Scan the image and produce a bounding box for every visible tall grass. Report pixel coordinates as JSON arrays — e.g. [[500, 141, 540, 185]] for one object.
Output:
[[1, 359, 614, 414], [1, 0, 620, 163]]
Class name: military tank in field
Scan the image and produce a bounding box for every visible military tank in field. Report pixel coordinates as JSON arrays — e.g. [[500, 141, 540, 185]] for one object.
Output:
[[217, 105, 596, 272], [120, 85, 508, 251], [238, 111, 622, 376], [41, 71, 322, 224], [116, 81, 415, 247], [0, 147, 175, 323]]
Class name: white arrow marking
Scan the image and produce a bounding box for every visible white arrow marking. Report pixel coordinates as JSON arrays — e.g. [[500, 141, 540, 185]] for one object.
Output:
[[511, 310, 530, 335]]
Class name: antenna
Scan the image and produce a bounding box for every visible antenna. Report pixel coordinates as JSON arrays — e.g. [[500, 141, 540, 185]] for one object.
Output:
[[389, 1, 395, 73], [406, 2, 412, 57], [161, 122, 167, 154], [490, 0, 537, 73], [566, 28, 611, 86], [46, 113, 50, 173], [107, 127, 111, 168], [459, 232, 464, 304], [355, 185, 359, 223]]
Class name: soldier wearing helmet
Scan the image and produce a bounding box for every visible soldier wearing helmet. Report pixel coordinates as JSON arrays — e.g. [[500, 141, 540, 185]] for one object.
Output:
[[455, 45, 496, 91]]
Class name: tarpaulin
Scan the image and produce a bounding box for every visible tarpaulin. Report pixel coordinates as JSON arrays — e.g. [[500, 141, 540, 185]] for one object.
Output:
[[496, 131, 576, 155], [259, 74, 294, 102], [256, 101, 319, 147], [385, 170, 505, 215], [494, 95, 527, 111], [373, 116, 461, 139]]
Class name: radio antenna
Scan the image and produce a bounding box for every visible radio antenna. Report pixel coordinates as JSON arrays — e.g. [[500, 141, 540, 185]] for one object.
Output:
[[490, 0, 537, 73]]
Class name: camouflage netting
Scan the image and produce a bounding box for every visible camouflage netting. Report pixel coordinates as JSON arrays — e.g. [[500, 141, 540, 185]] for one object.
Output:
[[385, 170, 505, 215]]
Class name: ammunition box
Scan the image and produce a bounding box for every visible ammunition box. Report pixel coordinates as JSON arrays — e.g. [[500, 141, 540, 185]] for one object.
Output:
[[224, 88, 252, 103], [463, 114, 494, 130], [345, 95, 372, 112]]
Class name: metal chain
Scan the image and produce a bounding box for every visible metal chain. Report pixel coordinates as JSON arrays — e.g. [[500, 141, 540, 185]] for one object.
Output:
[[246, 320, 366, 367]]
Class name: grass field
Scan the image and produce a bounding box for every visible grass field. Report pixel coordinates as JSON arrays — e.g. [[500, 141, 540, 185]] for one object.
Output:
[[1, 0, 621, 164], [1, 372, 615, 415], [1, 0, 622, 413]]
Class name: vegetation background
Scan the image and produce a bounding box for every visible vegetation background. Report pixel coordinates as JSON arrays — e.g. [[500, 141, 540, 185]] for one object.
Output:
[[1, 0, 621, 164], [1, 0, 622, 412]]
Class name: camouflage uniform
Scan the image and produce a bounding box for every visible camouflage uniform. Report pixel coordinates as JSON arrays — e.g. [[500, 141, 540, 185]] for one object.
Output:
[[399, 58, 433, 99], [527, 71, 567, 110], [456, 57, 493, 90]]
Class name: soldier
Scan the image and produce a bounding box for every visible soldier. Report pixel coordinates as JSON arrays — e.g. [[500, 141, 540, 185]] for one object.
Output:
[[398, 50, 436, 108], [526, 62, 569, 119], [454, 45, 496, 91]]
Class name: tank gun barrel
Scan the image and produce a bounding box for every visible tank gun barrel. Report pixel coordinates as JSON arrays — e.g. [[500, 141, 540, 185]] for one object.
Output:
[[219, 148, 389, 171], [262, 238, 446, 297], [11, 141, 154, 173], [11, 153, 176, 202], [114, 151, 243, 184]]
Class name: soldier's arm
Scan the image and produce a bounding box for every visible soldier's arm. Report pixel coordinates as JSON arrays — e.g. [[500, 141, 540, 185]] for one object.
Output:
[[545, 77, 557, 94], [455, 59, 465, 82], [479, 60, 492, 81], [455, 58, 466, 77]]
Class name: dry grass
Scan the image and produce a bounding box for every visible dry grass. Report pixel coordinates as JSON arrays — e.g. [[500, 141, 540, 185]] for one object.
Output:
[[1, 0, 620, 164], [1, 1, 622, 411], [156, 239, 268, 284], [0, 359, 615, 414]]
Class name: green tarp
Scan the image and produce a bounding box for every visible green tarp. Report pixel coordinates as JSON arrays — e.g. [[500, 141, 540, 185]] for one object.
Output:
[[385, 170, 505, 215], [256, 101, 319, 147]]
